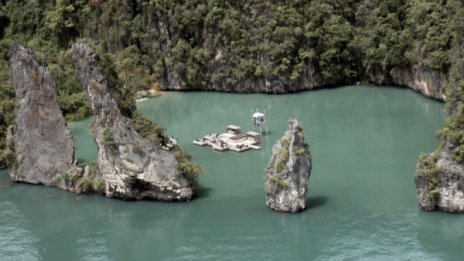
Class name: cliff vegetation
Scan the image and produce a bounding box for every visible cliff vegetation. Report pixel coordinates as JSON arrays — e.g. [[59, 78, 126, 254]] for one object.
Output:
[[1, 0, 464, 169]]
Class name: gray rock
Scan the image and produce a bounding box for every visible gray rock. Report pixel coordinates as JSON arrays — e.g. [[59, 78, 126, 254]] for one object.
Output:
[[159, 59, 446, 102], [415, 140, 464, 213], [265, 119, 312, 213], [9, 45, 74, 186], [383, 66, 447, 101], [71, 41, 194, 201]]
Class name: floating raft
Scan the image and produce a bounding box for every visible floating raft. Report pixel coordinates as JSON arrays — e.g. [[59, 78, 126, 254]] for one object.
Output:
[[193, 125, 261, 152]]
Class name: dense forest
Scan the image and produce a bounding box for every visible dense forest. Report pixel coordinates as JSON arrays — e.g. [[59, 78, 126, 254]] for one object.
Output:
[[0, 0, 463, 168]]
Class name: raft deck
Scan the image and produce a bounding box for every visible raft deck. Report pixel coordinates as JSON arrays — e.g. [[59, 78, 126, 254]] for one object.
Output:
[[193, 126, 261, 152]]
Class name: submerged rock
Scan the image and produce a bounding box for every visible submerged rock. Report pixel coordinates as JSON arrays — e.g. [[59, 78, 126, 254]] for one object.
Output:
[[415, 140, 464, 213], [265, 119, 312, 213], [9, 45, 74, 186], [72, 41, 198, 201]]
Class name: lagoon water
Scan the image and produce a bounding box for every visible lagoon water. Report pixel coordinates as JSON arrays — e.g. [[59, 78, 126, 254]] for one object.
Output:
[[1, 85, 463, 260]]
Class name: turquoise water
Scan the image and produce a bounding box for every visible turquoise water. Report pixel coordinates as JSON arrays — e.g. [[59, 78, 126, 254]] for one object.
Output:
[[1, 85, 462, 260]]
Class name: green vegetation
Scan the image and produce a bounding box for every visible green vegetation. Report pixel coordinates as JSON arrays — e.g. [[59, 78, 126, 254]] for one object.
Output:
[[435, 2, 464, 164], [417, 153, 442, 201], [268, 174, 290, 188], [102, 128, 117, 152], [172, 145, 204, 189], [294, 147, 306, 157], [1, 0, 464, 170], [131, 110, 204, 188], [0, 125, 15, 168], [53, 161, 103, 193], [132, 112, 167, 145], [97, 48, 136, 118], [276, 137, 290, 173], [54, 171, 78, 183], [416, 153, 441, 178], [132, 141, 143, 154], [437, 108, 464, 163], [81, 161, 105, 193], [0, 74, 15, 168]]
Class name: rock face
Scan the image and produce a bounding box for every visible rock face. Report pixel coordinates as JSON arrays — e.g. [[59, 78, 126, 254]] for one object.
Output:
[[265, 119, 312, 213], [71, 41, 194, 201], [9, 45, 74, 185], [159, 65, 446, 102], [415, 141, 464, 213], [374, 66, 447, 101]]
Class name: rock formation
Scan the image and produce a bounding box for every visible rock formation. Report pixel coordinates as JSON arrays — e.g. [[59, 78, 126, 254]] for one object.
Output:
[[377, 66, 447, 101], [71, 41, 197, 201], [156, 60, 447, 102], [265, 119, 312, 213], [415, 140, 464, 213], [9, 44, 75, 186]]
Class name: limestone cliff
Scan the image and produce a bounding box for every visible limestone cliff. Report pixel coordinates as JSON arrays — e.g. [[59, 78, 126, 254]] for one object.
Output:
[[9, 45, 74, 186], [375, 66, 447, 101], [415, 140, 464, 213], [265, 119, 312, 213], [72, 41, 197, 201], [160, 63, 446, 101]]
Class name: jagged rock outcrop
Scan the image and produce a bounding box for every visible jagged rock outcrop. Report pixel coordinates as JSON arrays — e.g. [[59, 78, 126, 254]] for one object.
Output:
[[415, 140, 464, 213], [9, 44, 75, 186], [265, 119, 312, 213], [71, 41, 195, 201]]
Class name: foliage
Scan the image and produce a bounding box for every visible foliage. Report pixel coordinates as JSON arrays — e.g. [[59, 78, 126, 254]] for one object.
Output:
[[172, 145, 203, 189], [416, 153, 441, 178], [294, 147, 306, 157], [416, 153, 442, 201], [437, 105, 464, 163], [435, 2, 464, 164], [132, 141, 143, 154], [1, 0, 464, 170], [52, 161, 102, 193], [355, 0, 414, 80], [0, 85, 15, 168], [428, 188, 440, 201], [276, 137, 290, 173], [54, 171, 80, 183], [97, 48, 136, 118], [131, 111, 203, 189], [0, 144, 15, 168], [58, 92, 92, 121], [268, 174, 290, 188], [407, 0, 453, 72], [80, 161, 105, 193], [102, 127, 117, 153], [132, 112, 167, 145], [0, 0, 459, 95], [80, 174, 104, 193]]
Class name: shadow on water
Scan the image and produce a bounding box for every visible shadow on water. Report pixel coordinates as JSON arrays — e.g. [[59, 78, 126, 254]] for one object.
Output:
[[307, 195, 328, 209], [265, 195, 328, 215], [193, 185, 213, 199]]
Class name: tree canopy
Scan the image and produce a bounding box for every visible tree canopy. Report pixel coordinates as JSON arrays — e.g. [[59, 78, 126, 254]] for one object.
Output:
[[0, 0, 463, 166]]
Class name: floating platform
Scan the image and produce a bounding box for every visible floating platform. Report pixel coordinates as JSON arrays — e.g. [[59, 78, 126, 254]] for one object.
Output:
[[193, 125, 261, 152], [192, 139, 207, 146]]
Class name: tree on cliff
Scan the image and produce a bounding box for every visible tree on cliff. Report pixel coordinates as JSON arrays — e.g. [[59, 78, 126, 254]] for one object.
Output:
[[0, 0, 463, 171]]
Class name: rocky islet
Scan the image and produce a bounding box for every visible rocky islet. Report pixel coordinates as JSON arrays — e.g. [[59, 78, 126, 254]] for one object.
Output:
[[8, 43, 199, 201], [265, 119, 312, 213], [6, 42, 464, 213], [71, 41, 197, 201], [9, 44, 76, 188]]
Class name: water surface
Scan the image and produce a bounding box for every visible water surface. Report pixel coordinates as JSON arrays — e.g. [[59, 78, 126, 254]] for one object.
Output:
[[2, 85, 462, 260]]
